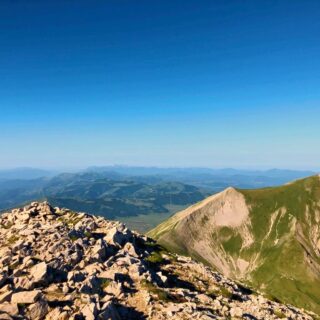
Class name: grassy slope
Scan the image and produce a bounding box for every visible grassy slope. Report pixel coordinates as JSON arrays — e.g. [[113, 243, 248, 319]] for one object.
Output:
[[149, 175, 320, 314], [239, 175, 320, 313]]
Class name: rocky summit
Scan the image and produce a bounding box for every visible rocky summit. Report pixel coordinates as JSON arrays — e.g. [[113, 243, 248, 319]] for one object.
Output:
[[0, 202, 316, 319]]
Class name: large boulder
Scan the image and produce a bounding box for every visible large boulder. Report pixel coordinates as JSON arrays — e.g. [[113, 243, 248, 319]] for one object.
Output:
[[104, 227, 132, 247], [11, 290, 42, 304], [79, 276, 101, 294], [28, 300, 49, 320], [0, 303, 19, 317], [30, 262, 51, 286]]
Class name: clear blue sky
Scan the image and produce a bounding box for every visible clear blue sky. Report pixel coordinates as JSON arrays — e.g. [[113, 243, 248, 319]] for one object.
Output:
[[0, 0, 319, 169]]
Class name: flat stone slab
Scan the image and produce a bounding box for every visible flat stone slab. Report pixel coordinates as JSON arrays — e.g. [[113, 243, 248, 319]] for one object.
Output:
[[11, 290, 41, 304]]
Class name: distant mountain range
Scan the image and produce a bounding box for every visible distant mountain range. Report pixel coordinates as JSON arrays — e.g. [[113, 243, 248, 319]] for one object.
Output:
[[86, 166, 316, 192], [0, 171, 209, 232], [148, 175, 320, 314], [0, 166, 316, 232], [0, 167, 56, 180]]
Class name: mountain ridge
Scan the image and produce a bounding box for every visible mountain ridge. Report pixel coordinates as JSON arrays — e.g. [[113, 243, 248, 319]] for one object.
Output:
[[0, 202, 316, 319], [148, 175, 320, 314], [0, 168, 316, 233]]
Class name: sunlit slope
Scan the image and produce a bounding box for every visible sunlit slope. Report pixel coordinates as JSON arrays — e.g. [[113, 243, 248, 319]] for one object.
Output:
[[148, 175, 320, 314]]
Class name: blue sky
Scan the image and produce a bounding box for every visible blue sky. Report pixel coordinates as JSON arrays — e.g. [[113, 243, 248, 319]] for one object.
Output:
[[0, 0, 319, 169]]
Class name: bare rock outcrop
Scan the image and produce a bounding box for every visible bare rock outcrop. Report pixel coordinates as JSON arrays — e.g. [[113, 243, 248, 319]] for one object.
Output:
[[0, 202, 316, 319]]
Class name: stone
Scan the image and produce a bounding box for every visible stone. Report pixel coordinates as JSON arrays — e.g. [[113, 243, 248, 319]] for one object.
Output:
[[0, 291, 12, 304], [99, 301, 121, 320], [0, 256, 11, 267], [45, 308, 69, 320], [0, 303, 19, 316], [98, 269, 117, 281], [20, 213, 30, 221], [165, 304, 184, 316], [62, 283, 69, 294], [0, 314, 13, 320], [28, 300, 49, 320], [79, 276, 100, 294], [11, 290, 41, 304], [104, 227, 130, 247], [0, 202, 315, 320], [91, 239, 107, 262], [156, 271, 168, 285], [197, 294, 212, 304], [123, 242, 138, 257], [67, 271, 85, 283], [230, 306, 243, 317], [103, 281, 122, 298], [84, 263, 103, 275], [0, 274, 7, 288], [13, 276, 34, 290], [0, 285, 11, 293], [81, 302, 98, 320], [30, 262, 49, 285], [11, 239, 25, 253]]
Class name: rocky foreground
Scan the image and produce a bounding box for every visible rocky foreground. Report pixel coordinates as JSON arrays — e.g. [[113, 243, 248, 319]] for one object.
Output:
[[0, 202, 316, 319]]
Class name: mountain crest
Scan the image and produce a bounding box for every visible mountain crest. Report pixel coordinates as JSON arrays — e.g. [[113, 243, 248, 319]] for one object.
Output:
[[148, 175, 320, 314], [0, 202, 315, 319]]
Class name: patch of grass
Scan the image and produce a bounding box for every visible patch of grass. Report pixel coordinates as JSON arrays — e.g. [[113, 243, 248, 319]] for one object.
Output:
[[57, 212, 83, 226], [84, 231, 92, 238], [55, 210, 65, 216], [70, 234, 80, 242], [57, 216, 67, 223], [220, 287, 235, 299], [144, 241, 159, 248], [68, 216, 83, 226], [145, 251, 164, 264], [144, 240, 168, 253], [206, 289, 217, 299], [140, 279, 172, 302], [100, 278, 111, 289], [166, 252, 178, 262], [264, 293, 283, 304], [218, 226, 233, 238], [209, 286, 233, 299], [273, 309, 286, 318], [222, 233, 242, 254], [1, 222, 13, 229], [236, 282, 254, 295], [7, 235, 19, 244]]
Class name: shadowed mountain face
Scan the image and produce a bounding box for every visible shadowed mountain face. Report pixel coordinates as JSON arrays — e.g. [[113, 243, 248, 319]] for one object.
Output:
[[148, 175, 320, 314]]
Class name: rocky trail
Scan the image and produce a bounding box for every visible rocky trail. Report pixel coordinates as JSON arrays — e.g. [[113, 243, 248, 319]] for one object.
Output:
[[0, 202, 316, 319]]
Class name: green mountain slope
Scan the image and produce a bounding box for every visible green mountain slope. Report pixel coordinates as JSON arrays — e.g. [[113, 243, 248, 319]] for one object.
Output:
[[148, 175, 320, 314]]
